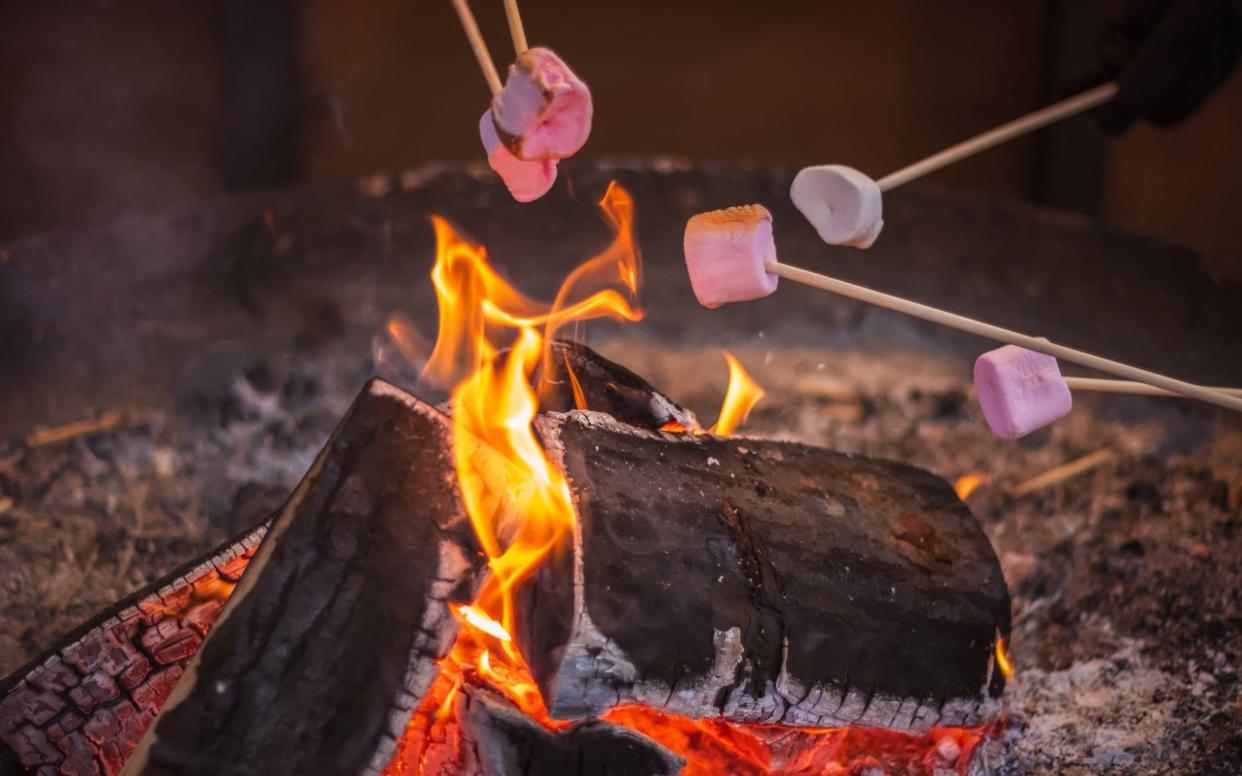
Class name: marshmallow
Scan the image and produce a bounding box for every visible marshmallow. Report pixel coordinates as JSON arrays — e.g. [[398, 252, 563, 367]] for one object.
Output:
[[479, 111, 558, 203], [973, 346, 1072, 439], [492, 47, 592, 160], [684, 205, 778, 308], [790, 165, 884, 248]]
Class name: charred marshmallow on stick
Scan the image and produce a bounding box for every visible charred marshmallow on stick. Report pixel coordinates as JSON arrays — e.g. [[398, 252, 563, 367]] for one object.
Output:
[[492, 47, 592, 160], [479, 111, 557, 203], [683, 205, 778, 309]]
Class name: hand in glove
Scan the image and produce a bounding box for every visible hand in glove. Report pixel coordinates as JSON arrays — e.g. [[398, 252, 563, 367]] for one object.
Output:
[[1095, 0, 1242, 133]]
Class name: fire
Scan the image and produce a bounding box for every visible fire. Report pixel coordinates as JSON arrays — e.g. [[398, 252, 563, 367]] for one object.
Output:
[[452, 605, 511, 642], [710, 351, 764, 435], [954, 472, 985, 500], [382, 182, 997, 775], [659, 352, 764, 436], [996, 637, 1015, 680], [560, 348, 589, 410], [419, 181, 641, 729]]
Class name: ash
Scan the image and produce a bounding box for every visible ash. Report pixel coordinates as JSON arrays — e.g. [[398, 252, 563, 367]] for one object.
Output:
[[2, 338, 1239, 775]]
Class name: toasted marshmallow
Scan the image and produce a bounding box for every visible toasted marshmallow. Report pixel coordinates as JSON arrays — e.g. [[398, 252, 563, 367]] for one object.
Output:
[[974, 346, 1073, 439], [491, 47, 592, 160], [790, 165, 884, 249], [479, 111, 557, 203], [684, 205, 779, 308]]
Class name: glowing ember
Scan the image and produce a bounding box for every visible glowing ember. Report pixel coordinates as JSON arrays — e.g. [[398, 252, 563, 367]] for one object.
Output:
[[954, 472, 985, 500], [380, 182, 997, 775], [602, 706, 996, 776]]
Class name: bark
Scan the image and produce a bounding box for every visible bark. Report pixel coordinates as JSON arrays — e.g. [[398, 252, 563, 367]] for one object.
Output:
[[519, 411, 1011, 735], [123, 380, 486, 776], [0, 524, 267, 776]]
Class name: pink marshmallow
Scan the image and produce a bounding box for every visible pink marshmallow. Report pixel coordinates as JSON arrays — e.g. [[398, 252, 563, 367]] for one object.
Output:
[[479, 111, 558, 203], [974, 346, 1073, 439], [684, 205, 779, 309], [491, 47, 592, 160]]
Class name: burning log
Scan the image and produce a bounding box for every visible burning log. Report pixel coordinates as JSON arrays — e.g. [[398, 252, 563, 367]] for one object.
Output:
[[537, 340, 699, 431], [0, 339, 699, 776], [406, 683, 685, 776], [0, 524, 266, 776], [122, 381, 487, 776], [3, 352, 1010, 774], [518, 410, 1011, 734]]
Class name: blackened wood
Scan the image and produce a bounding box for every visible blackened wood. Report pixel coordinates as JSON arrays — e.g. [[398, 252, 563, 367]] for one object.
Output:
[[520, 411, 1011, 734], [537, 340, 699, 432], [0, 523, 266, 776], [387, 682, 685, 776], [123, 380, 486, 776], [456, 685, 684, 776]]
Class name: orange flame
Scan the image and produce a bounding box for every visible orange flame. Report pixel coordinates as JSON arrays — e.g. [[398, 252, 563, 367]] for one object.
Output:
[[996, 637, 1015, 680], [561, 349, 589, 410], [710, 351, 765, 435], [954, 473, 985, 501], [453, 604, 512, 642], [386, 313, 432, 364], [423, 181, 642, 724]]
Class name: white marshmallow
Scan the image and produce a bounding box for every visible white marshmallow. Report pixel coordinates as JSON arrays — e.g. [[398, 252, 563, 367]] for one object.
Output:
[[683, 205, 779, 308], [790, 165, 884, 249]]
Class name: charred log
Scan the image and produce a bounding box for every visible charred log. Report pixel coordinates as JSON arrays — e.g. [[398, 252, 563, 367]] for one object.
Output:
[[459, 687, 685, 776], [536, 340, 698, 432], [0, 348, 697, 775], [0, 524, 266, 776], [123, 380, 486, 776], [519, 411, 1011, 734], [452, 685, 684, 776]]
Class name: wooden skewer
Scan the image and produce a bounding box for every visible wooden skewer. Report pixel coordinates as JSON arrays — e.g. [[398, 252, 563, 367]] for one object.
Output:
[[1009, 449, 1115, 498], [451, 0, 503, 96], [764, 260, 1242, 413], [876, 82, 1119, 192], [26, 409, 125, 447], [1065, 377, 1242, 399], [502, 0, 528, 55]]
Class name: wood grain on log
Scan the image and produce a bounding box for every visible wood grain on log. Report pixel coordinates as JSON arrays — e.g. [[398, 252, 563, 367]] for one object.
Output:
[[519, 411, 1011, 734], [122, 380, 486, 776], [0, 524, 267, 776]]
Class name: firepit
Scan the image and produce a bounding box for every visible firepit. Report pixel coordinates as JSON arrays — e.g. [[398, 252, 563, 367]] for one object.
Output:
[[1, 162, 1240, 775]]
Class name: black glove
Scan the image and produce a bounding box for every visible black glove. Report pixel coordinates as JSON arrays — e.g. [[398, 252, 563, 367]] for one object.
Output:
[[1095, 0, 1242, 134]]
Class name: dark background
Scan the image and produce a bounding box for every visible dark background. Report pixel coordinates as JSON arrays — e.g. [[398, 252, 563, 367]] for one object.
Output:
[[1, 0, 1239, 278]]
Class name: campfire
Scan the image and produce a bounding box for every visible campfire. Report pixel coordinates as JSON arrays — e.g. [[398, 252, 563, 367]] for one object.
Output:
[[0, 183, 1013, 775], [4, 0, 1242, 768]]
